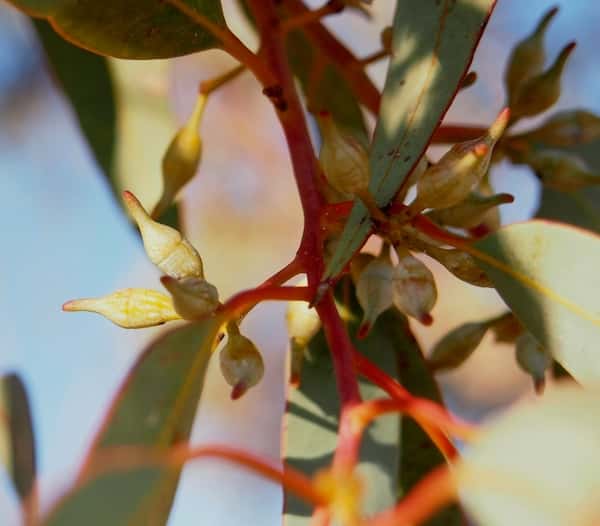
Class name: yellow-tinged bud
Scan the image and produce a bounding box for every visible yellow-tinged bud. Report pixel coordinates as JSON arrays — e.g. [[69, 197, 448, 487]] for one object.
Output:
[[317, 111, 370, 198], [424, 245, 493, 288], [428, 321, 490, 371], [62, 288, 180, 328], [410, 108, 510, 213], [160, 276, 219, 320], [516, 110, 600, 147], [427, 192, 513, 229], [515, 331, 551, 394], [313, 468, 363, 526], [123, 191, 204, 279], [349, 252, 375, 285], [286, 296, 321, 386], [153, 94, 206, 219], [510, 42, 576, 120], [526, 149, 600, 191], [505, 6, 558, 102], [356, 250, 393, 338], [391, 248, 437, 325], [219, 325, 264, 400]]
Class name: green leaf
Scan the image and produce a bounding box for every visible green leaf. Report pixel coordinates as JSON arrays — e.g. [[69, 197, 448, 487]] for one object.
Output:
[[9, 0, 225, 59], [284, 308, 401, 523], [472, 220, 600, 387], [0, 373, 37, 503], [324, 0, 496, 280], [44, 319, 222, 525]]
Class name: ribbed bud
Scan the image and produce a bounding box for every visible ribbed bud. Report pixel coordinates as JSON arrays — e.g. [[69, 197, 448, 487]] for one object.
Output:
[[504, 6, 558, 102], [356, 251, 393, 338], [160, 276, 219, 320], [515, 331, 551, 394], [391, 248, 437, 325], [516, 110, 600, 147], [286, 297, 321, 386], [219, 326, 264, 400], [424, 245, 493, 288], [511, 42, 576, 120], [63, 288, 180, 328], [153, 94, 206, 219], [526, 149, 600, 191], [123, 191, 204, 279], [318, 112, 370, 198], [410, 108, 510, 212], [428, 321, 490, 371], [427, 192, 513, 229]]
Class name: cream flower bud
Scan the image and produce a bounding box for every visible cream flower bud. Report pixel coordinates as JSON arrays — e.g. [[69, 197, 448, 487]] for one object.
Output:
[[427, 192, 514, 229], [424, 245, 493, 288], [160, 276, 219, 320], [62, 288, 180, 328], [515, 331, 551, 394], [286, 296, 321, 386], [428, 321, 490, 372], [123, 191, 204, 279], [153, 94, 206, 219], [391, 248, 437, 325], [410, 108, 510, 213], [219, 326, 265, 400]]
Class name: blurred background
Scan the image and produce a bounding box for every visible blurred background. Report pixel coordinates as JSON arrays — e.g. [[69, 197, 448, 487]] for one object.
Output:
[[0, 0, 598, 523]]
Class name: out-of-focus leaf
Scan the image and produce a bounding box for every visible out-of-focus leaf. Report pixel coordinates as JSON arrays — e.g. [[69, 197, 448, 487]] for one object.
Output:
[[45, 320, 221, 525], [472, 220, 600, 387], [0, 373, 36, 502], [458, 384, 600, 526], [8, 0, 224, 59], [393, 313, 463, 525], [324, 0, 496, 280], [284, 303, 401, 523]]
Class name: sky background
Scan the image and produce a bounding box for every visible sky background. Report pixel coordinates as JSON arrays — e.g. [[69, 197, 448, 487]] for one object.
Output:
[[0, 0, 598, 524]]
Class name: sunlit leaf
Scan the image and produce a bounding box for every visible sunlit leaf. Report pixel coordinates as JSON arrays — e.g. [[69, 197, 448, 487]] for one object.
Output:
[[324, 0, 496, 280], [458, 383, 600, 526], [472, 220, 600, 386], [8, 0, 225, 59]]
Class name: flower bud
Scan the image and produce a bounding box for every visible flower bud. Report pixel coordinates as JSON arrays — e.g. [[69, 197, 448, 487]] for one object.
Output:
[[427, 192, 513, 229], [356, 251, 393, 338], [516, 110, 600, 147], [526, 149, 600, 191], [317, 111, 370, 198], [286, 297, 321, 386], [510, 42, 576, 120], [349, 252, 375, 285], [504, 6, 558, 102], [152, 94, 206, 219], [219, 326, 264, 400], [160, 276, 219, 320], [391, 248, 437, 325], [515, 331, 551, 394], [410, 108, 509, 212], [475, 178, 503, 232], [62, 288, 180, 328], [123, 191, 204, 279], [428, 321, 490, 372], [424, 245, 493, 288]]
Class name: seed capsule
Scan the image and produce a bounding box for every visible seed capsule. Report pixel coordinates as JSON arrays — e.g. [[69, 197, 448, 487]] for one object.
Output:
[[427, 192, 514, 229], [504, 6, 558, 102], [515, 109, 600, 147], [219, 325, 264, 400], [62, 288, 180, 328], [526, 150, 600, 191], [515, 331, 551, 394], [160, 276, 219, 320], [286, 296, 321, 386], [391, 248, 437, 325], [424, 245, 493, 288], [428, 321, 490, 372], [511, 42, 576, 120], [123, 191, 204, 279], [153, 93, 206, 219], [356, 250, 393, 338], [410, 108, 509, 213]]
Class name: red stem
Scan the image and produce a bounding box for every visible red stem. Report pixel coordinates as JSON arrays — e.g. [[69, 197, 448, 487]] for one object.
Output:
[[431, 125, 487, 144], [221, 286, 311, 318]]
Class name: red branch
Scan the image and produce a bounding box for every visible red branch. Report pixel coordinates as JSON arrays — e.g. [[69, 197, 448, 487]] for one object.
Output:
[[221, 286, 311, 318]]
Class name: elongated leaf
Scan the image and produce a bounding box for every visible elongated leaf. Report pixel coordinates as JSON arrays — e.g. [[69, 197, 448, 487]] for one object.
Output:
[[324, 0, 496, 280], [0, 374, 36, 503], [8, 0, 224, 59], [45, 320, 221, 525], [284, 305, 401, 522], [472, 220, 600, 387]]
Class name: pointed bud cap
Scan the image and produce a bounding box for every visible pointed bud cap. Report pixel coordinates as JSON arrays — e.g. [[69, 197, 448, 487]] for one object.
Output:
[[123, 191, 204, 279], [153, 94, 206, 219], [391, 248, 437, 325], [356, 251, 394, 338], [219, 332, 264, 399], [160, 276, 219, 320], [515, 332, 551, 394], [428, 321, 490, 371], [63, 288, 180, 328]]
